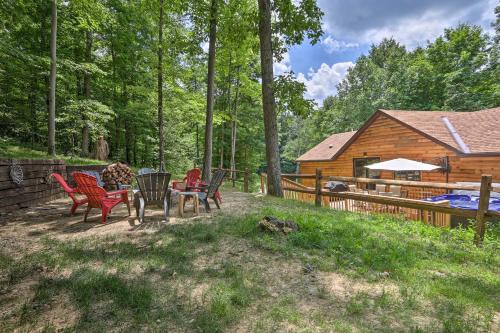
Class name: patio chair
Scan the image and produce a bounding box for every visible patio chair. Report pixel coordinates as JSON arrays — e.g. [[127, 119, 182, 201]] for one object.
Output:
[[188, 169, 226, 212], [134, 172, 171, 223], [51, 173, 88, 215], [375, 184, 386, 193], [72, 172, 130, 224], [172, 168, 202, 190], [389, 185, 402, 197]]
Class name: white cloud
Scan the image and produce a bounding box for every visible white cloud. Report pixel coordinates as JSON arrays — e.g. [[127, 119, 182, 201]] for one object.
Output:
[[321, 36, 359, 53], [296, 62, 354, 105], [318, 0, 496, 49], [273, 51, 292, 75]]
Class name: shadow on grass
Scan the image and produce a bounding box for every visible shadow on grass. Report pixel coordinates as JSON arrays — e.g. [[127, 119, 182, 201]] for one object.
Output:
[[2, 221, 261, 332]]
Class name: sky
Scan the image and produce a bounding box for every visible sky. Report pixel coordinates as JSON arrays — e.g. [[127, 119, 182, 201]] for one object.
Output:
[[274, 0, 498, 105]]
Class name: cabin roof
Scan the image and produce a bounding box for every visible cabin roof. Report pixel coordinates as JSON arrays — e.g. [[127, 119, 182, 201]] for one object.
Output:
[[297, 107, 500, 162], [296, 131, 357, 162]]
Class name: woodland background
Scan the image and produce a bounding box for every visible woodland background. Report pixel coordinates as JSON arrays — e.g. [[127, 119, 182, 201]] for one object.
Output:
[[0, 1, 498, 174]]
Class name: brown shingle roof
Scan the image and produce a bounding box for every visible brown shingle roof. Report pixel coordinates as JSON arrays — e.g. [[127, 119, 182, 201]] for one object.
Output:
[[297, 131, 356, 161], [380, 108, 500, 154], [297, 107, 500, 161]]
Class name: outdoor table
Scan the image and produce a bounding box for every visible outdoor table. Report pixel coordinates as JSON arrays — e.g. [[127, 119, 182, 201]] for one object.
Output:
[[178, 191, 200, 217]]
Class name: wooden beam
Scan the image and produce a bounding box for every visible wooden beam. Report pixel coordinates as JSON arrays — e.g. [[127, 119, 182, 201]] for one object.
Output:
[[474, 175, 492, 245], [315, 168, 322, 207], [282, 173, 316, 179], [327, 176, 499, 191]]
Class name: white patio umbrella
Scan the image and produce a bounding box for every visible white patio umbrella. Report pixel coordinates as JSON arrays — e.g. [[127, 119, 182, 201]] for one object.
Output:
[[364, 158, 441, 171]]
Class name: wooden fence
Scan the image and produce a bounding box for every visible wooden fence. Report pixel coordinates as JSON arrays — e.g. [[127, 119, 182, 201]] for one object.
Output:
[[261, 169, 499, 244], [212, 167, 250, 193]]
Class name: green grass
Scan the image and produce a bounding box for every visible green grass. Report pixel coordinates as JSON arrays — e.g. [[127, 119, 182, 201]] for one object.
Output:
[[0, 195, 498, 332], [0, 138, 105, 165]]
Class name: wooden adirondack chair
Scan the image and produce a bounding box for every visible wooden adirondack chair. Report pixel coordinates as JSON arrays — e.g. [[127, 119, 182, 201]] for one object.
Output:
[[72, 172, 130, 224], [188, 169, 226, 212], [51, 173, 88, 215], [134, 172, 171, 223]]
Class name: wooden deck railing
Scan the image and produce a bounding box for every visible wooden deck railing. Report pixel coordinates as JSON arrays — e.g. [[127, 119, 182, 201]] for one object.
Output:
[[212, 167, 249, 192], [260, 169, 498, 244]]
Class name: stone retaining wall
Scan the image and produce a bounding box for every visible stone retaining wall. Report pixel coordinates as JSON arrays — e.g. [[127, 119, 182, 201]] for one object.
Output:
[[0, 159, 106, 214]]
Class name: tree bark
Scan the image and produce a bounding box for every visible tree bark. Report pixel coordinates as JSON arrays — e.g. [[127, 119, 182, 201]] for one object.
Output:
[[81, 29, 93, 157], [219, 124, 224, 168], [157, 0, 165, 171], [202, 0, 218, 182], [230, 66, 241, 182], [48, 0, 57, 157], [258, 0, 282, 196]]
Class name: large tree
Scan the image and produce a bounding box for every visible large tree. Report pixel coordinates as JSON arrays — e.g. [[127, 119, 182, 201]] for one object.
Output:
[[202, 0, 218, 182], [257, 0, 323, 196], [158, 0, 165, 170], [48, 0, 57, 156]]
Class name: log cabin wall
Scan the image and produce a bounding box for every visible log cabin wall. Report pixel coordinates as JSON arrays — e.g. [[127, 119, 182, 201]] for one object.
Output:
[[0, 159, 106, 214], [298, 114, 500, 186]]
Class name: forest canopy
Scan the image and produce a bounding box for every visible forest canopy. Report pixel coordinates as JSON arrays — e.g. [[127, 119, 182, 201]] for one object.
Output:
[[0, 1, 498, 174]]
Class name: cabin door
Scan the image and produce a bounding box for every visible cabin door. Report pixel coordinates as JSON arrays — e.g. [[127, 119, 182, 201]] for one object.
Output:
[[353, 157, 380, 189]]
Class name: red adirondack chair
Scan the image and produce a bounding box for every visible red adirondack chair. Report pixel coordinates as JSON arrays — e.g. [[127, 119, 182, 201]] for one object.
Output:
[[173, 168, 203, 190], [72, 172, 131, 224], [51, 173, 88, 215]]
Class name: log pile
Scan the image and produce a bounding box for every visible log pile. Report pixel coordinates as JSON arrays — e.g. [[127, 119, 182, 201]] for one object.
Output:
[[102, 162, 134, 187], [258, 216, 299, 234]]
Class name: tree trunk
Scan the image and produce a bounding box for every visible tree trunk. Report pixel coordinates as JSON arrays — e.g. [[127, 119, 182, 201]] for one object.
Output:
[[202, 0, 218, 182], [81, 29, 93, 157], [48, 0, 57, 157], [230, 66, 241, 182], [258, 0, 282, 196], [125, 122, 131, 164], [219, 124, 224, 168], [110, 28, 119, 159], [157, 0, 165, 171]]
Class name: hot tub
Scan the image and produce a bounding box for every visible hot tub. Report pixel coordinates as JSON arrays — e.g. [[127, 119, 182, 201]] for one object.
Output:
[[423, 194, 500, 211]]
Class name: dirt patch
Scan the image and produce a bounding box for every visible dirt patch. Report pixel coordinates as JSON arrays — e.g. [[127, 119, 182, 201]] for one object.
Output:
[[318, 271, 399, 299]]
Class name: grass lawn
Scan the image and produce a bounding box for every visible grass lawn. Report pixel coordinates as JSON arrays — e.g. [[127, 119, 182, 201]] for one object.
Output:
[[0, 193, 498, 332], [0, 139, 105, 165]]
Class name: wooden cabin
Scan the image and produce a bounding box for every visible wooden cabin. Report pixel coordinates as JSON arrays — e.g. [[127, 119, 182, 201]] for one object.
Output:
[[297, 108, 500, 186]]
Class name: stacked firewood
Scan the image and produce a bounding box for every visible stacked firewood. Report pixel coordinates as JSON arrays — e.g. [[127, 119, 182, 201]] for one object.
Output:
[[102, 162, 134, 187]]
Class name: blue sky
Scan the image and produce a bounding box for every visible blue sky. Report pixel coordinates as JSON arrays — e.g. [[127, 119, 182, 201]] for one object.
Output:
[[275, 0, 498, 105]]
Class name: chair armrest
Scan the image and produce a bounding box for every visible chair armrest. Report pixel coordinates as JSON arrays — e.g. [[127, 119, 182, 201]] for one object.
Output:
[[106, 189, 128, 196]]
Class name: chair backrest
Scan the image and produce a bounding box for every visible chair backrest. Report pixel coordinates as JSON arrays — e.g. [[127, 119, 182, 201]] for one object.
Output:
[[73, 172, 107, 208], [81, 170, 105, 187], [51, 173, 74, 193], [207, 169, 226, 197], [138, 168, 156, 176], [375, 184, 386, 193], [185, 168, 202, 187], [135, 172, 171, 204], [390, 185, 401, 196]]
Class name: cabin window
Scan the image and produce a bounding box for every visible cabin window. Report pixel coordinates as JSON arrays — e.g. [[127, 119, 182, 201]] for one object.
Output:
[[353, 158, 381, 179], [395, 171, 421, 181]]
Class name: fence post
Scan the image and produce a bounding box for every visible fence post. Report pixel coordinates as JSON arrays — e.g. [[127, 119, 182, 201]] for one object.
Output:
[[315, 168, 322, 207], [244, 168, 249, 193], [474, 174, 492, 245]]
